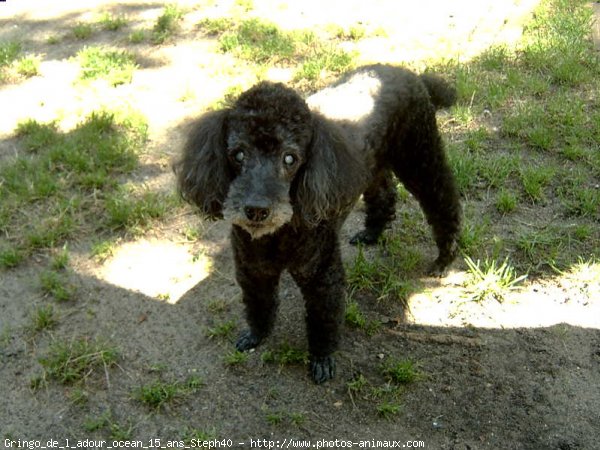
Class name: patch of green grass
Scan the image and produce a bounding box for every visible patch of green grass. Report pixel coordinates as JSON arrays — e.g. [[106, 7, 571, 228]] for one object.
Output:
[[39, 270, 75, 301], [38, 337, 119, 384], [380, 358, 422, 385], [198, 17, 235, 35], [16, 55, 40, 78], [333, 24, 367, 41], [30, 305, 58, 332], [67, 387, 90, 405], [262, 342, 309, 367], [104, 187, 176, 232], [72, 23, 94, 40], [289, 412, 306, 427], [495, 189, 518, 214], [84, 411, 133, 441], [294, 46, 355, 84], [47, 35, 61, 45], [84, 411, 111, 432], [519, 165, 555, 203], [50, 246, 70, 270], [90, 240, 117, 263], [206, 298, 230, 315], [220, 18, 296, 64], [463, 256, 527, 302], [347, 373, 369, 394], [447, 144, 479, 195], [516, 228, 563, 267], [224, 350, 249, 365], [462, 127, 490, 153], [77, 46, 137, 86], [274, 342, 309, 365], [344, 299, 382, 335], [0, 246, 24, 269], [519, 0, 598, 86], [99, 12, 128, 31], [478, 154, 519, 189], [152, 4, 185, 44], [0, 41, 21, 67], [1, 110, 149, 266], [346, 246, 417, 303], [129, 29, 147, 44], [15, 119, 61, 152], [376, 401, 402, 420], [458, 214, 490, 257], [558, 175, 600, 219], [345, 300, 367, 329], [208, 17, 355, 89], [133, 376, 203, 410], [265, 411, 285, 425], [206, 320, 236, 340], [476, 45, 512, 71]]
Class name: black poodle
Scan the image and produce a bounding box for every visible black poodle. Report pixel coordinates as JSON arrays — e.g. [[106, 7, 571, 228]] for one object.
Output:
[[175, 64, 461, 384]]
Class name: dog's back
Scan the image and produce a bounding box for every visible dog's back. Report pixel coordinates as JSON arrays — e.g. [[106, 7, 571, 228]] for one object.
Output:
[[306, 64, 455, 157]]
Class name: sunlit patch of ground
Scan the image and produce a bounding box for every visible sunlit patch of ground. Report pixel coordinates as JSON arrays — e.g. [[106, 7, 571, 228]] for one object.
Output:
[[93, 238, 212, 304], [408, 261, 600, 329]]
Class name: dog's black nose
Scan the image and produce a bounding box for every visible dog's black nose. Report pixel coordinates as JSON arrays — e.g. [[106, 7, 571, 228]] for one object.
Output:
[[244, 205, 270, 222]]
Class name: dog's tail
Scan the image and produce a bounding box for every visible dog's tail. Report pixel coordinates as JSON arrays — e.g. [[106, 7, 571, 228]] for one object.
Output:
[[420, 73, 457, 109]]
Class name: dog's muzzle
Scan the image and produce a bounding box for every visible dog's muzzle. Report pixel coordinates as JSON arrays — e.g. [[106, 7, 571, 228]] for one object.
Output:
[[225, 195, 293, 239]]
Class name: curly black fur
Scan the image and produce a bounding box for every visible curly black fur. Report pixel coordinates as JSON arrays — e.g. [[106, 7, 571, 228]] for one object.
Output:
[[174, 64, 461, 383]]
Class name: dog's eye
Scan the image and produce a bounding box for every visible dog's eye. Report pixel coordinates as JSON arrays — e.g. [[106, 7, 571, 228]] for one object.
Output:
[[234, 150, 245, 163], [283, 154, 296, 166]]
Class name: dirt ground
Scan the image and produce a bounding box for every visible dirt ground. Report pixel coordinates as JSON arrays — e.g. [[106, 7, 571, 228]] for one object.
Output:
[[1, 1, 599, 448]]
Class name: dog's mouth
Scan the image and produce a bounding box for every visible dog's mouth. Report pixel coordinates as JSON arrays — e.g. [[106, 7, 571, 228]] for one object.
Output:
[[235, 219, 283, 239], [226, 206, 294, 239], [223, 192, 295, 239]]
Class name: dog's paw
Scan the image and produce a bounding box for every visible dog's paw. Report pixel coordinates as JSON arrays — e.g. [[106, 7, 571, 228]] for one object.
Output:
[[427, 259, 450, 277], [235, 330, 262, 352], [349, 229, 379, 246], [310, 355, 336, 384], [427, 246, 458, 277]]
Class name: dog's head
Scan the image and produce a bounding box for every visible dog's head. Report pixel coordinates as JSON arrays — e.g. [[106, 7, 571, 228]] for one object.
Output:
[[175, 81, 365, 238]]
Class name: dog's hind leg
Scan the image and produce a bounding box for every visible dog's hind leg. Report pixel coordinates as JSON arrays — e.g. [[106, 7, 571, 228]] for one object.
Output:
[[350, 169, 397, 246], [392, 115, 461, 276]]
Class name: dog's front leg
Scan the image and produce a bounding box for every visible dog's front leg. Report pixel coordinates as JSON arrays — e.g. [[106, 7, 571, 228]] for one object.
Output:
[[291, 242, 346, 384], [232, 231, 283, 352]]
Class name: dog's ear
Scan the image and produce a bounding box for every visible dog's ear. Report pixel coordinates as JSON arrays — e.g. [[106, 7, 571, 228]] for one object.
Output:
[[174, 110, 232, 218], [295, 114, 366, 224]]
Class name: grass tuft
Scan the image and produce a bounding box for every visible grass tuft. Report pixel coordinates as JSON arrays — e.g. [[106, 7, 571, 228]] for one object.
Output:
[[380, 358, 422, 385], [39, 270, 76, 302], [133, 376, 203, 410], [99, 12, 128, 31], [463, 256, 527, 302], [346, 246, 417, 304], [0, 41, 21, 67], [72, 23, 94, 40], [77, 46, 137, 86], [219, 18, 295, 64], [38, 337, 119, 384], [30, 305, 58, 332], [152, 4, 184, 44]]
